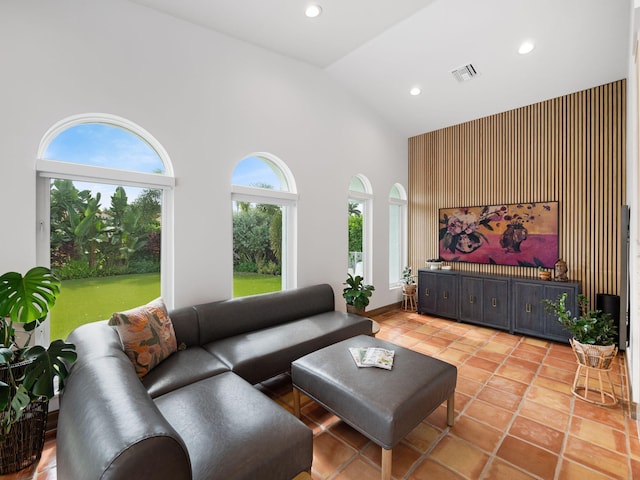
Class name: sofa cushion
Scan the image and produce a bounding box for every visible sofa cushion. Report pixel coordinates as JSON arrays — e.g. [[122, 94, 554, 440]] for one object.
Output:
[[142, 347, 230, 398], [194, 284, 335, 344], [154, 372, 312, 480], [204, 311, 372, 385], [109, 297, 177, 378]]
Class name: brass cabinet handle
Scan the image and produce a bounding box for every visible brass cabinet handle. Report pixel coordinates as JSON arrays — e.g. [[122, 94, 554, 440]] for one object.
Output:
[[469, 295, 475, 304], [443, 291, 449, 300], [492, 298, 497, 308], [426, 288, 430, 296], [525, 303, 532, 313]]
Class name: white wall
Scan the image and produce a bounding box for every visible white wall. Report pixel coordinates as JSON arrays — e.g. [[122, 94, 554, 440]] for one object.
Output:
[[0, 0, 407, 310]]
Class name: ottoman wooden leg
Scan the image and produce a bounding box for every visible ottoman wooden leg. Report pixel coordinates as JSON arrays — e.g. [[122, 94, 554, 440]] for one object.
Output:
[[447, 392, 455, 427], [381, 448, 392, 480], [292, 388, 301, 418]]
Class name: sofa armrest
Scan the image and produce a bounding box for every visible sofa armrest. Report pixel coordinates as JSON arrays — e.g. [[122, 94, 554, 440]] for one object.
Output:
[[57, 355, 191, 480]]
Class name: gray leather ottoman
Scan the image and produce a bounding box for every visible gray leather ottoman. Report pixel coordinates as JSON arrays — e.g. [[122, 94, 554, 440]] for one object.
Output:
[[291, 335, 457, 480]]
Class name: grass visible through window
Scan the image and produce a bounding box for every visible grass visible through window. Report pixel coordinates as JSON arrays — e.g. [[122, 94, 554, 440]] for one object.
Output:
[[50, 273, 281, 340]]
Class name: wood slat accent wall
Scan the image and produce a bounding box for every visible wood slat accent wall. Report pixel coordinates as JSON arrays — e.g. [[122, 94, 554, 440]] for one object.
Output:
[[409, 80, 626, 303]]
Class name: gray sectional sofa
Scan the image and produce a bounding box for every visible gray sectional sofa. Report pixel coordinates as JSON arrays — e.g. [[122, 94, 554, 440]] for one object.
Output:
[[57, 284, 373, 480]]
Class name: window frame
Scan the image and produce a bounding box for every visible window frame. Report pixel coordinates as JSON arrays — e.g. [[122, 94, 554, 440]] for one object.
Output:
[[231, 153, 298, 292], [35, 113, 175, 345], [348, 174, 373, 283], [388, 183, 408, 288]]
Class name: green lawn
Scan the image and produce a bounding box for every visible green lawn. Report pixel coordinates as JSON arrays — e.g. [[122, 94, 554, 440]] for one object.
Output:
[[50, 273, 281, 340]]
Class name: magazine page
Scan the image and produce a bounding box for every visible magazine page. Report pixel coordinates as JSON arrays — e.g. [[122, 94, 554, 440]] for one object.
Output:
[[349, 346, 395, 370]]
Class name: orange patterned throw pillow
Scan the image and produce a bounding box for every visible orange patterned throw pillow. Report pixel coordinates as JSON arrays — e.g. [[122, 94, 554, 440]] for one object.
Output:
[[109, 298, 178, 378]]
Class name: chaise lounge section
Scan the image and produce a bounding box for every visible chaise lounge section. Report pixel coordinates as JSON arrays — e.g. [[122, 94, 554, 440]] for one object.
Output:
[[57, 284, 373, 480]]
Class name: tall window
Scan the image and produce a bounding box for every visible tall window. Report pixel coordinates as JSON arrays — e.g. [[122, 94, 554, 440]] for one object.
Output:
[[231, 154, 297, 297], [348, 175, 373, 281], [36, 114, 174, 343], [389, 183, 408, 287]]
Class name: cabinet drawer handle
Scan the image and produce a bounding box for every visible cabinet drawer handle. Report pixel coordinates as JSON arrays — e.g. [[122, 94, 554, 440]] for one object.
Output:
[[469, 295, 475, 304], [426, 288, 430, 296], [443, 291, 449, 300], [491, 298, 497, 308], [525, 303, 532, 313]]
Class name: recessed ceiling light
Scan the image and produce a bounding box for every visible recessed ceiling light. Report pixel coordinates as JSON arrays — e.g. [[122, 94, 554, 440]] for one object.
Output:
[[305, 4, 322, 18], [410, 87, 422, 96], [518, 41, 535, 55]]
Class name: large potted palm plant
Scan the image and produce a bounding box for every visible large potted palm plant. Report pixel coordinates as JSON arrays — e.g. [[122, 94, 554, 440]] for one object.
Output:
[[0, 267, 77, 474]]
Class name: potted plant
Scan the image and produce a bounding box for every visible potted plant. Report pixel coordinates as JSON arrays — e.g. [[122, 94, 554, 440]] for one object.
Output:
[[543, 292, 617, 367], [0, 267, 77, 474], [342, 273, 375, 316], [402, 267, 416, 295]]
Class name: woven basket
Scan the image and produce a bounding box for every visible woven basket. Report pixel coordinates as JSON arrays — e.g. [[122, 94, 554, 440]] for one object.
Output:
[[570, 338, 618, 369], [0, 360, 49, 475]]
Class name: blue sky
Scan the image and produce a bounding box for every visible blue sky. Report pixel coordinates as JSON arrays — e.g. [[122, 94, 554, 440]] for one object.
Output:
[[45, 124, 282, 208], [44, 123, 164, 208]]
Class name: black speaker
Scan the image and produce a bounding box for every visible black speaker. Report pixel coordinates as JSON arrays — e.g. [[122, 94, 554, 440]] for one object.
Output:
[[596, 293, 622, 350]]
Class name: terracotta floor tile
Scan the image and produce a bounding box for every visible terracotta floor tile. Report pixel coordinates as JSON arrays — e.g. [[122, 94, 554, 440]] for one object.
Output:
[[495, 363, 536, 384], [492, 332, 521, 346], [448, 341, 478, 354], [474, 349, 507, 364], [407, 458, 467, 480], [557, 459, 614, 480], [464, 356, 500, 373], [362, 442, 421, 479], [503, 355, 540, 373], [411, 341, 443, 356], [525, 385, 572, 411], [311, 434, 357, 479], [538, 364, 577, 383], [510, 347, 545, 363], [496, 435, 559, 479], [531, 374, 573, 394], [449, 415, 503, 453], [331, 457, 381, 480], [429, 435, 489, 479], [403, 422, 442, 453], [482, 341, 514, 355], [328, 421, 371, 451], [509, 415, 564, 452], [477, 386, 521, 411], [486, 375, 529, 397], [482, 457, 539, 480], [570, 416, 628, 454], [564, 435, 629, 479], [455, 376, 484, 397], [544, 355, 579, 372], [465, 399, 514, 431], [518, 398, 570, 432], [572, 399, 627, 431]]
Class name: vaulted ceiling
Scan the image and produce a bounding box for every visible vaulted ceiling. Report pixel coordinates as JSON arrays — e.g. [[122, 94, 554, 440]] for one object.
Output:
[[130, 0, 631, 137]]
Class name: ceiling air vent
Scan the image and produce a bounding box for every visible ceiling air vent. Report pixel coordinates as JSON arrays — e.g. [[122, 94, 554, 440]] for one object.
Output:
[[451, 64, 478, 82]]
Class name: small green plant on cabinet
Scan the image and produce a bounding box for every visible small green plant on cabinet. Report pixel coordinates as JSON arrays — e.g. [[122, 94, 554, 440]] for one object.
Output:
[[342, 274, 375, 311], [0, 267, 77, 436], [543, 293, 617, 346]]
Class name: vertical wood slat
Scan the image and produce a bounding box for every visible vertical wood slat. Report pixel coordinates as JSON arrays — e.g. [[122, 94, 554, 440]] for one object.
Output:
[[408, 80, 626, 303]]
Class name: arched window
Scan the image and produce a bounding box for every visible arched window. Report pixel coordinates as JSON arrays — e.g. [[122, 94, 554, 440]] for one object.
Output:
[[36, 114, 174, 344], [389, 183, 408, 287], [231, 153, 297, 297], [348, 175, 373, 282]]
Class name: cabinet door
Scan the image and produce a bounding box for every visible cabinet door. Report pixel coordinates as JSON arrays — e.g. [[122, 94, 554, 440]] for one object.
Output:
[[436, 274, 458, 319], [418, 271, 437, 314], [460, 276, 483, 323], [543, 284, 577, 342], [512, 282, 543, 335], [482, 278, 510, 329]]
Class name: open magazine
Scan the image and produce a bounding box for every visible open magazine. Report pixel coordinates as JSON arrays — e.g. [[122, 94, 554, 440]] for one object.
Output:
[[349, 347, 395, 370]]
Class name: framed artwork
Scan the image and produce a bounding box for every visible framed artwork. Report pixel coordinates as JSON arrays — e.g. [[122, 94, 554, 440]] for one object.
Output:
[[438, 201, 559, 268]]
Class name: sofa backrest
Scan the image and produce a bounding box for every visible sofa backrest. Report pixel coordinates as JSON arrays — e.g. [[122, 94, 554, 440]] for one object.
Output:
[[194, 283, 335, 344]]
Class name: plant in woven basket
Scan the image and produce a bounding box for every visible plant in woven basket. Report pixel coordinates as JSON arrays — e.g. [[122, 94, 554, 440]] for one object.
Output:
[[342, 273, 375, 314], [0, 267, 77, 438], [542, 293, 617, 346]]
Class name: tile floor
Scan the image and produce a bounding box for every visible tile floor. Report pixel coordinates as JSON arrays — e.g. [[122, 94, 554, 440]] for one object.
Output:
[[4, 309, 639, 480]]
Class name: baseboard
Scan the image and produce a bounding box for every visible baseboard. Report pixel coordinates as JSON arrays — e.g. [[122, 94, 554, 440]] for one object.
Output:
[[367, 302, 403, 317]]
